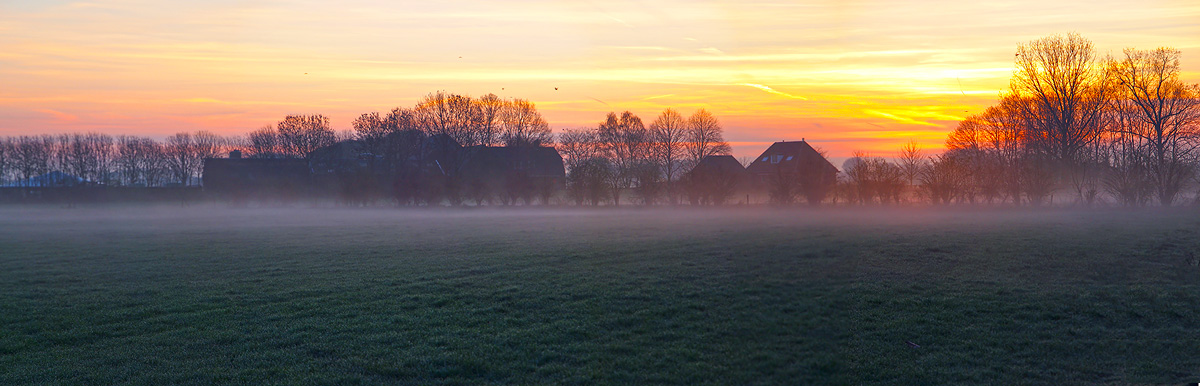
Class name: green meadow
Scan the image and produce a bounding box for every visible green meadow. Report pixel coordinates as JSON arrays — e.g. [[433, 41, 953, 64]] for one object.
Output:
[[1, 206, 1198, 385]]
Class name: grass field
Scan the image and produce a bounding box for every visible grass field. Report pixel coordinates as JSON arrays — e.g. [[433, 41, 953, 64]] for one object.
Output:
[[1, 206, 1199, 385]]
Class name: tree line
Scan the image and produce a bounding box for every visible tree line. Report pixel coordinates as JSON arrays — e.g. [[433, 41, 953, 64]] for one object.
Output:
[[836, 33, 1200, 207], [10, 33, 1190, 207], [558, 109, 731, 206], [0, 131, 229, 188], [0, 91, 556, 188], [0, 91, 734, 206]]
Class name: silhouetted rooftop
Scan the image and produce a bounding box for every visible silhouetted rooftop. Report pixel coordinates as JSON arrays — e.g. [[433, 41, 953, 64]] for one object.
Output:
[[745, 140, 838, 175]]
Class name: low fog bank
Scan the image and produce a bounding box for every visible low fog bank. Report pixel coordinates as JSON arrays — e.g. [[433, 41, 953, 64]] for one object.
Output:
[[3, 202, 1198, 288], [2, 203, 1195, 236]]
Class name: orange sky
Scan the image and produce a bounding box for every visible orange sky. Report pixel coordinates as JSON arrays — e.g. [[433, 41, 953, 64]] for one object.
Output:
[[2, 0, 1199, 161]]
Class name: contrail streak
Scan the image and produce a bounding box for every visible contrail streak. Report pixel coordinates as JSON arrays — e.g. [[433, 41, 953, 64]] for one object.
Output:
[[741, 83, 808, 100]]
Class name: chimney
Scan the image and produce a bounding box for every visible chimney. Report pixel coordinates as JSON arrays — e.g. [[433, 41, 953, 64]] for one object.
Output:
[[229, 150, 242, 159]]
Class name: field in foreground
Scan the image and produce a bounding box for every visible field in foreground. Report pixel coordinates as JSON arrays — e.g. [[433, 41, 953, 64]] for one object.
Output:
[[1, 206, 1199, 385]]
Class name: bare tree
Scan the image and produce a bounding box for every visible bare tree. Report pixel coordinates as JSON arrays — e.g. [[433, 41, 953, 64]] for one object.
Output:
[[13, 136, 53, 187], [685, 109, 732, 165], [649, 108, 688, 204], [56, 133, 113, 184], [165, 132, 198, 186], [416, 91, 452, 137], [476, 93, 505, 146], [979, 98, 1031, 204], [62, 133, 89, 182], [353, 112, 389, 153], [566, 156, 613, 206], [598, 111, 649, 206], [277, 114, 335, 158], [115, 135, 140, 186], [193, 131, 223, 161], [844, 152, 904, 205], [415, 91, 485, 146], [1108, 47, 1200, 206], [896, 141, 926, 187], [1010, 32, 1111, 179], [447, 94, 484, 146], [920, 152, 968, 205], [500, 99, 552, 147], [388, 107, 421, 133], [115, 136, 163, 186], [382, 107, 426, 175], [52, 134, 69, 178], [89, 133, 114, 185], [1100, 125, 1153, 206], [557, 128, 601, 170], [248, 125, 281, 159], [0, 137, 10, 185]]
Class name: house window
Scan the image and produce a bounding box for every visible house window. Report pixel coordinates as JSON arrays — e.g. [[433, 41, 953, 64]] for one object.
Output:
[[771, 155, 783, 164], [786, 156, 793, 161], [761, 156, 769, 162]]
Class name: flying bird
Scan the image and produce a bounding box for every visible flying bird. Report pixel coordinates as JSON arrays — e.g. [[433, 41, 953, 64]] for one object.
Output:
[[554, 87, 558, 90]]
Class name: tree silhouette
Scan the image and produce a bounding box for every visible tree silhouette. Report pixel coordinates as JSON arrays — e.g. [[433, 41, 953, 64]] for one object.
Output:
[[598, 111, 649, 206], [277, 115, 334, 158], [1108, 47, 1200, 206], [685, 109, 732, 166], [500, 99, 552, 147], [649, 108, 688, 204]]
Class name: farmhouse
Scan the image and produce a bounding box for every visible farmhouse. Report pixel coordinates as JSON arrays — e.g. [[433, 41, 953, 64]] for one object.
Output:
[[744, 140, 839, 204]]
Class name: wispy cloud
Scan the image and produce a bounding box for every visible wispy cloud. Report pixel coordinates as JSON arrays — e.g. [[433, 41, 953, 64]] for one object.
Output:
[[741, 84, 807, 100], [35, 108, 77, 122], [863, 110, 939, 127]]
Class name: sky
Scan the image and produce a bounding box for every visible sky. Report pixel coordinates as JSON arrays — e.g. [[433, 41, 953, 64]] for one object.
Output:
[[1, 0, 1199, 161]]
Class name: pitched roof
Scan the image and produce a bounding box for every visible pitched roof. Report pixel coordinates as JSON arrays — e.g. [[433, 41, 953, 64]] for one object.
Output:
[[745, 140, 838, 175], [688, 154, 745, 175], [308, 140, 364, 161], [461, 145, 565, 178]]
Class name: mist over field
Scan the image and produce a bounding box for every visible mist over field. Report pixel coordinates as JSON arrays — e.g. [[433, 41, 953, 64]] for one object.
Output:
[[4, 0, 1200, 383], [2, 206, 1199, 384]]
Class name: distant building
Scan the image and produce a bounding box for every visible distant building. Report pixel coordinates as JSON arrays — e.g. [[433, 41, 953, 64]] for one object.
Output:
[[0, 171, 86, 188], [308, 140, 372, 175], [744, 140, 838, 205], [201, 153, 311, 200], [460, 145, 566, 204], [682, 155, 748, 205], [260, 136, 567, 205]]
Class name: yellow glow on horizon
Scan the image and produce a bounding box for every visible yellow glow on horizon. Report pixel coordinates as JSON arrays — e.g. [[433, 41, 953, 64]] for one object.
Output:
[[1, 0, 1199, 160]]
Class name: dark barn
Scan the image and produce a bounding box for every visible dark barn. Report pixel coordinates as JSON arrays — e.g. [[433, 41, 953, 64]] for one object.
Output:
[[460, 145, 566, 205], [202, 153, 311, 202], [682, 155, 748, 205]]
